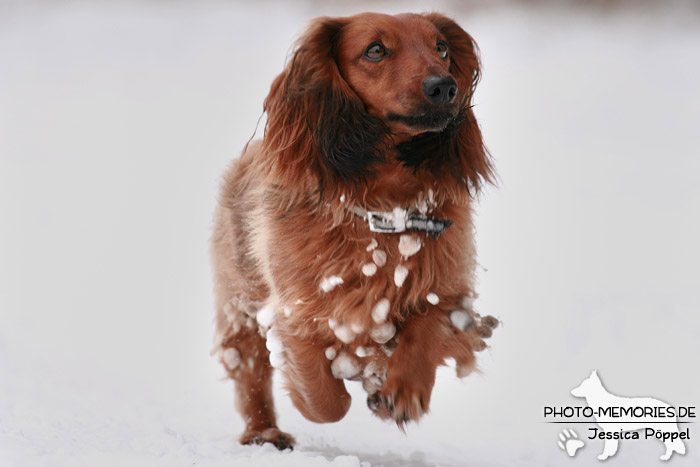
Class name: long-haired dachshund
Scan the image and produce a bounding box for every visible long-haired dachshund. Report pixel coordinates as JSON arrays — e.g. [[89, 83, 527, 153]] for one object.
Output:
[[211, 12, 498, 449]]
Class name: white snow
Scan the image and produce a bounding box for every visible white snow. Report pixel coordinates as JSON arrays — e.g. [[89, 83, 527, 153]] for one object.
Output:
[[426, 293, 440, 305], [461, 296, 475, 310], [268, 351, 286, 369], [369, 322, 396, 344], [320, 275, 344, 292], [362, 376, 383, 394], [283, 306, 292, 317], [390, 207, 408, 231], [355, 346, 374, 358], [398, 234, 421, 257], [256, 305, 276, 329], [371, 249, 387, 267], [416, 198, 428, 215], [330, 353, 361, 380], [449, 310, 473, 331], [328, 318, 338, 330], [370, 298, 390, 323], [365, 239, 378, 251], [222, 348, 241, 370], [349, 321, 364, 334], [361, 263, 377, 276], [362, 360, 384, 379], [325, 347, 337, 360], [393, 265, 409, 287], [333, 325, 356, 344], [265, 329, 284, 354], [1, 3, 699, 467]]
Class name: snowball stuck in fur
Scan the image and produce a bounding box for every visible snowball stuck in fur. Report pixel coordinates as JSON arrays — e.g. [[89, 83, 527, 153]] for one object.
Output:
[[394, 265, 408, 287], [328, 318, 338, 330], [366, 239, 378, 251], [391, 207, 408, 231], [362, 263, 377, 276], [363, 376, 383, 394], [269, 351, 286, 369], [372, 249, 387, 267], [350, 321, 364, 334], [283, 306, 292, 317], [222, 348, 241, 370], [398, 234, 421, 257], [325, 346, 337, 360], [450, 310, 473, 331], [426, 293, 439, 305], [461, 295, 475, 310], [334, 324, 356, 344], [256, 305, 276, 329], [370, 321, 396, 344], [371, 298, 390, 323], [320, 275, 344, 292], [363, 360, 384, 379], [362, 360, 386, 393], [416, 199, 428, 215], [355, 346, 375, 358], [331, 353, 361, 380], [265, 329, 284, 354]]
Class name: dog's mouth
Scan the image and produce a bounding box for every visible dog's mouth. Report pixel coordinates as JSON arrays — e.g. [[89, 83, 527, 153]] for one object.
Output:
[[387, 106, 459, 132]]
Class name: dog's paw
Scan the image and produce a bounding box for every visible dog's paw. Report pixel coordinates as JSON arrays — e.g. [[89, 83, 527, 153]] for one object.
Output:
[[366, 392, 392, 420], [557, 429, 584, 457], [240, 427, 295, 451], [378, 368, 431, 428]]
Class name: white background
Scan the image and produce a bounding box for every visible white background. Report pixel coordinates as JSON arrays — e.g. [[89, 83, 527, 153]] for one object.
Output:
[[1, 1, 699, 466]]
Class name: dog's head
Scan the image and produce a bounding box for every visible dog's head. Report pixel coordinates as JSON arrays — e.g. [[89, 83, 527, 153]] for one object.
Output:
[[571, 370, 603, 398], [263, 12, 493, 197]]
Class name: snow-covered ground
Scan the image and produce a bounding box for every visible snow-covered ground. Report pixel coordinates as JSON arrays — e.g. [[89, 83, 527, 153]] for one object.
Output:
[[1, 1, 699, 466]]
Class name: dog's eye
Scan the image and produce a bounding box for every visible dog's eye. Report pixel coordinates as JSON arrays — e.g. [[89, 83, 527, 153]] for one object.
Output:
[[437, 41, 448, 59], [364, 42, 387, 61]]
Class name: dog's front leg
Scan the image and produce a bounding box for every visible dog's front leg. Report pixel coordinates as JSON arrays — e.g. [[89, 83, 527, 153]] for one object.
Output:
[[378, 307, 453, 426], [281, 336, 352, 424]]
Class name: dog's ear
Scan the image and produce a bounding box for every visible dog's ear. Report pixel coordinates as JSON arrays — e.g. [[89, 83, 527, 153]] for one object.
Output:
[[263, 17, 390, 198], [426, 13, 495, 194]]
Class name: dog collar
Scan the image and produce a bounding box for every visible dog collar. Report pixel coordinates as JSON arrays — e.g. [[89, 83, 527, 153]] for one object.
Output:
[[352, 206, 452, 237]]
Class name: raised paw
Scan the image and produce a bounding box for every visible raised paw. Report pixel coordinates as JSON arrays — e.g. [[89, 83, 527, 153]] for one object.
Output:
[[240, 427, 295, 451], [378, 368, 432, 428], [366, 392, 392, 420]]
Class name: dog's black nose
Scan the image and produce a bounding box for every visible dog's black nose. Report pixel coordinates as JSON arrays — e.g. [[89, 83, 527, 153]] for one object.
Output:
[[422, 75, 457, 105]]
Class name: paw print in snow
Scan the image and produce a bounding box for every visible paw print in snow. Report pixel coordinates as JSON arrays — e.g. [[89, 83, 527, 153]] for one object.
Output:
[[558, 428, 585, 457]]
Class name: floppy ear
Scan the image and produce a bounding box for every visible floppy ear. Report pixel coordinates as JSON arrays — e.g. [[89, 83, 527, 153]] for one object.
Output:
[[263, 17, 390, 198], [426, 13, 495, 194]]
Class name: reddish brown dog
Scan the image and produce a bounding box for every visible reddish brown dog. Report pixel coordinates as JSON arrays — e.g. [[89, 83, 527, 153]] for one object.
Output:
[[211, 12, 498, 449]]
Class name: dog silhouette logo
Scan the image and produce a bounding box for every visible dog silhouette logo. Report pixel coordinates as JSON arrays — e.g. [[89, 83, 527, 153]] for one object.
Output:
[[570, 370, 687, 461]]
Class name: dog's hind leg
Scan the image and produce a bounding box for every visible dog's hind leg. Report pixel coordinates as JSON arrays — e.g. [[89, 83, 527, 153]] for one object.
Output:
[[598, 438, 619, 460], [211, 200, 294, 450]]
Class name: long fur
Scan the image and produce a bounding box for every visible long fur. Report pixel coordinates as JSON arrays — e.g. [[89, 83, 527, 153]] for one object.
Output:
[[211, 12, 497, 450]]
